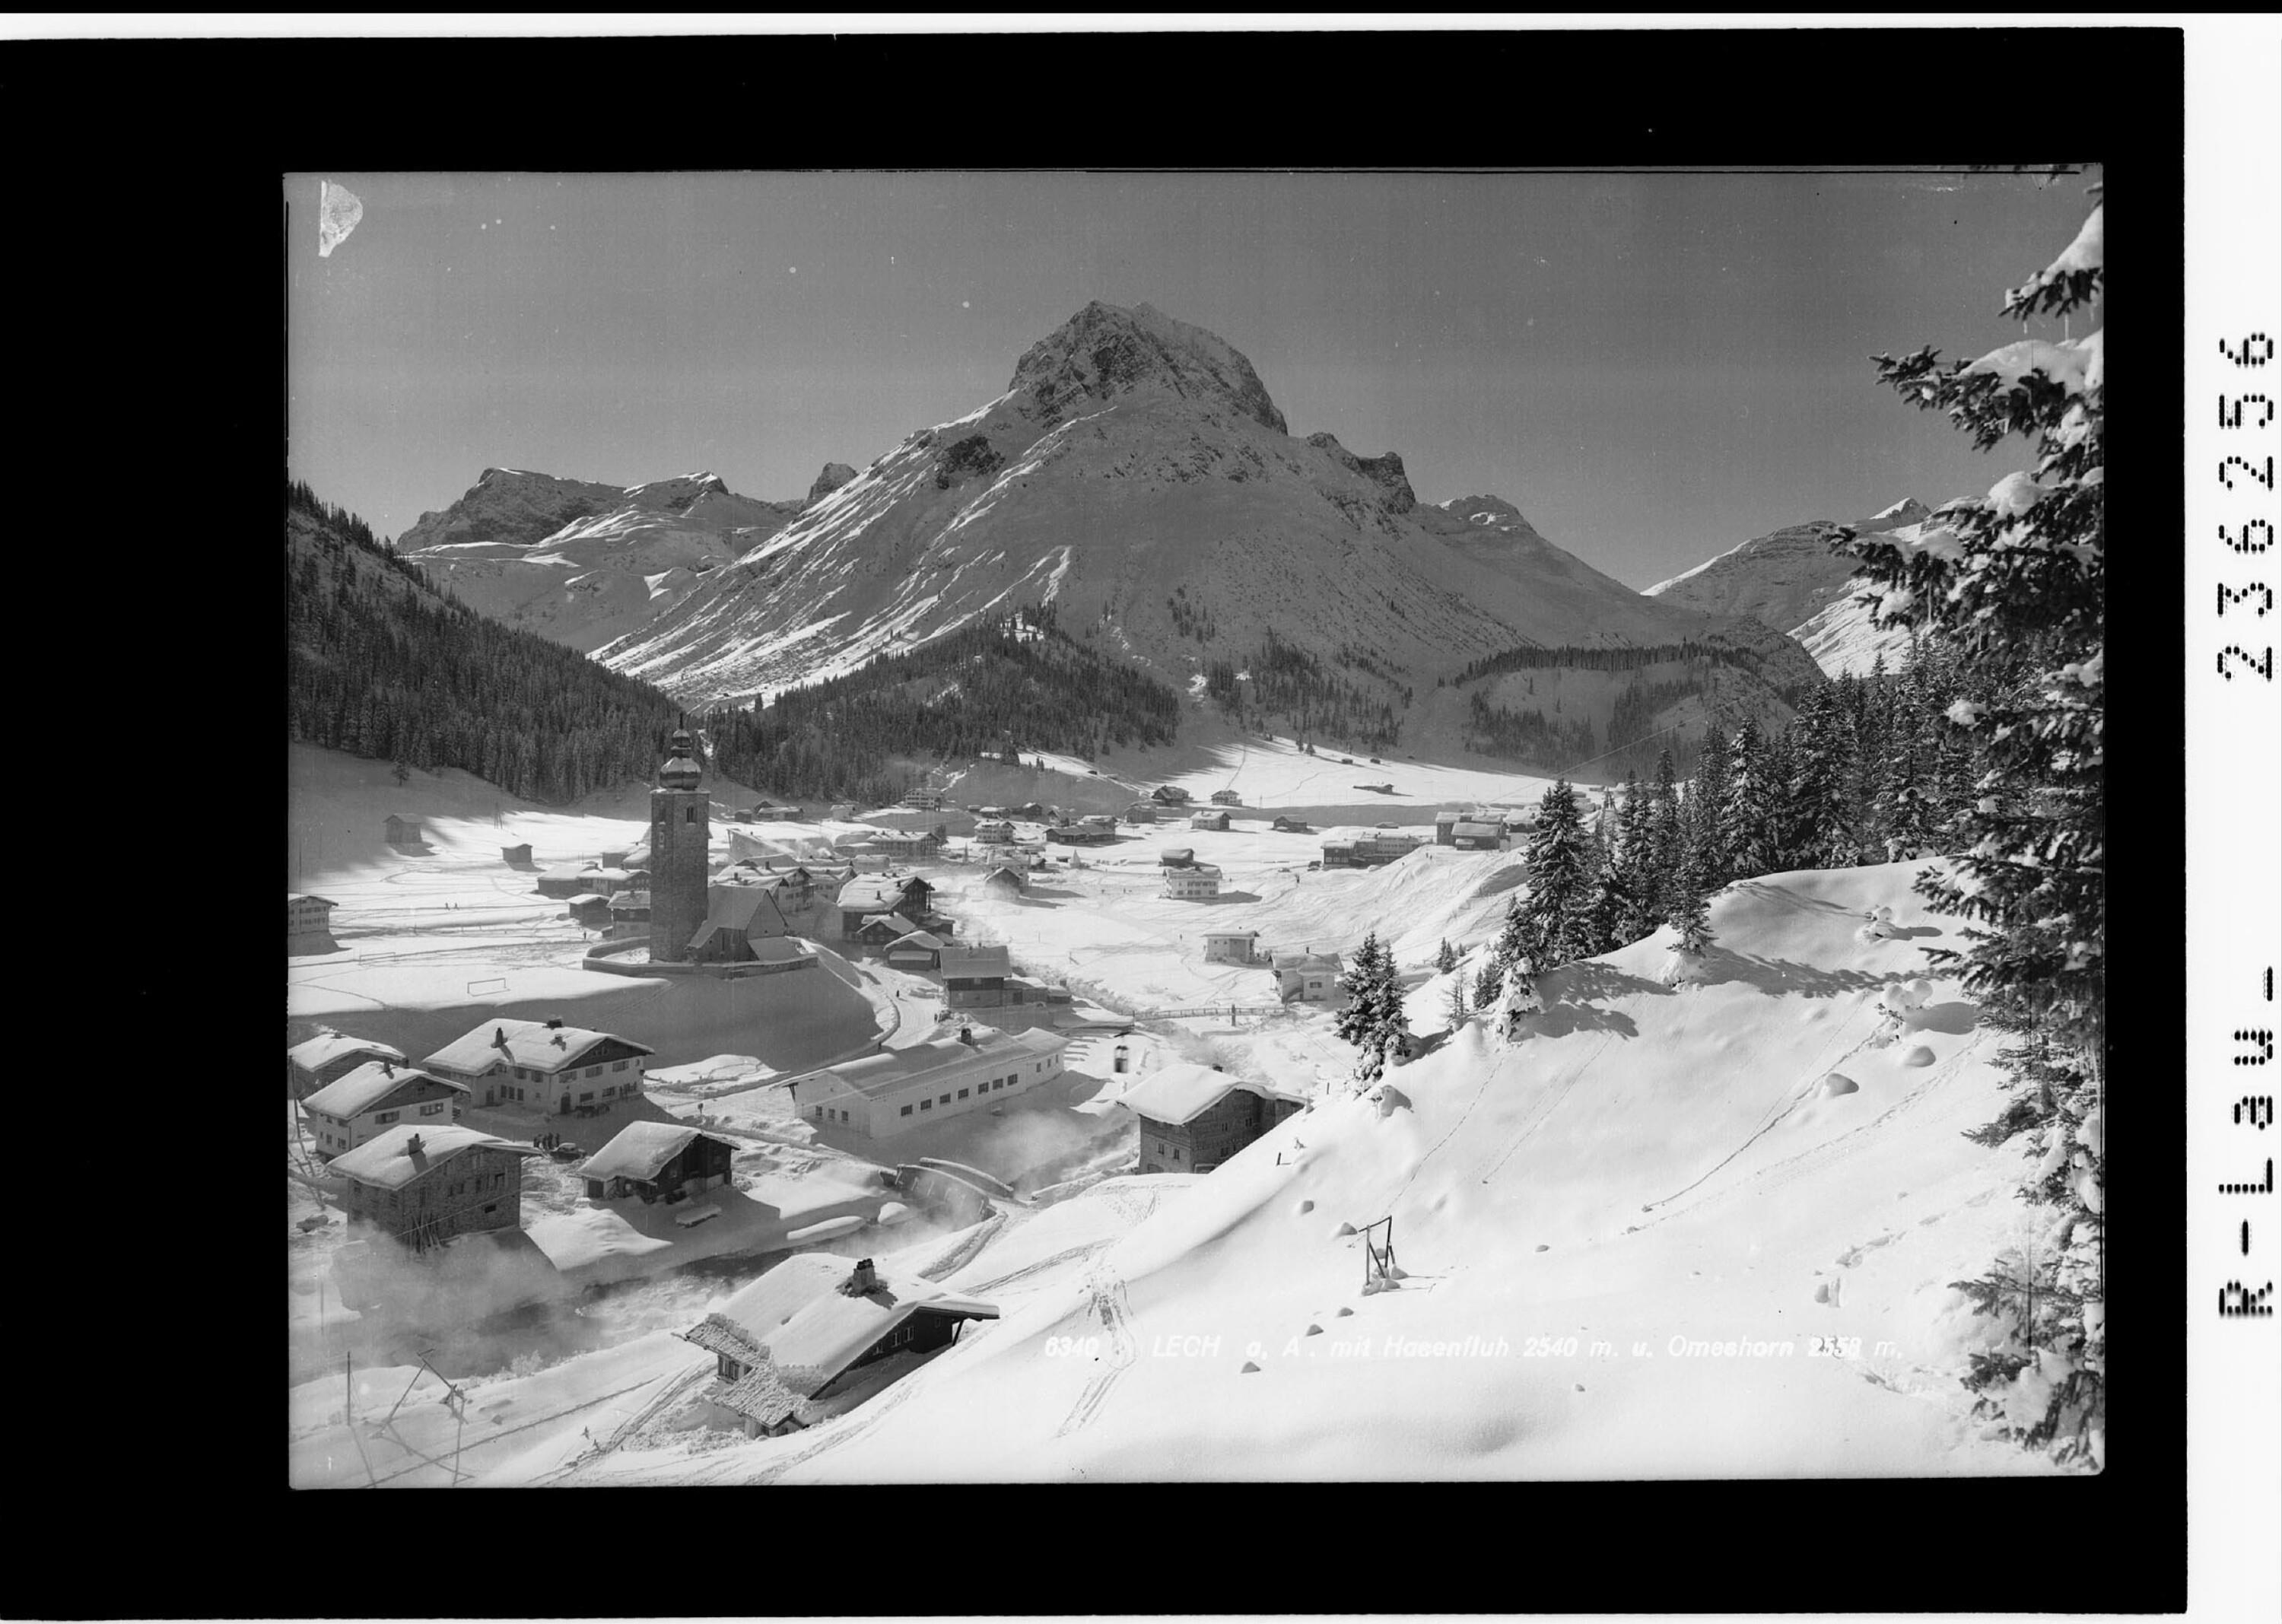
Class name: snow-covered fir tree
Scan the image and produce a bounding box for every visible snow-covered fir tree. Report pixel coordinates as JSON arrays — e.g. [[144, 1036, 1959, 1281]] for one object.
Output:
[[1511, 777, 1596, 971], [1333, 931, 1407, 1084], [1689, 723, 1734, 885], [1837, 168, 2106, 1469], [1435, 938, 1458, 974], [1647, 746, 1684, 919]]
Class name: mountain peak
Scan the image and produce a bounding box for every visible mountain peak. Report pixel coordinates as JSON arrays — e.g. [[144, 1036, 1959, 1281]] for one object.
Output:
[[1009, 300, 1288, 436]]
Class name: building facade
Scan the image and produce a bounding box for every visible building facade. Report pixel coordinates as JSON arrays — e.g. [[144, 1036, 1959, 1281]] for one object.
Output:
[[288, 1032, 407, 1101], [1121, 1063, 1306, 1174], [1162, 864, 1222, 900], [787, 1025, 1067, 1140], [332, 1126, 543, 1251], [302, 1062, 468, 1159], [421, 1017, 656, 1113]]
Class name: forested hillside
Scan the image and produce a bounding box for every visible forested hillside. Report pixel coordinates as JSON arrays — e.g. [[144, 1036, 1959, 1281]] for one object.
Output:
[[704, 605, 1181, 804], [285, 481, 686, 803]]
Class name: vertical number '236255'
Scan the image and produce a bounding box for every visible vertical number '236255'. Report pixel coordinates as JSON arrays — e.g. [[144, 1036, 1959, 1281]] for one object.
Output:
[[2219, 335, 2276, 681]]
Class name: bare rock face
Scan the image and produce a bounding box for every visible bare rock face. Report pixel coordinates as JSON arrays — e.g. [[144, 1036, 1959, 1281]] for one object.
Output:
[[1304, 433, 1417, 513], [933, 434, 1006, 491], [1009, 300, 1288, 434], [807, 462, 859, 505]]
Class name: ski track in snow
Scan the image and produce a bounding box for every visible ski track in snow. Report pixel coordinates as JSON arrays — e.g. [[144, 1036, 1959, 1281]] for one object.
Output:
[[1053, 1264, 1138, 1438]]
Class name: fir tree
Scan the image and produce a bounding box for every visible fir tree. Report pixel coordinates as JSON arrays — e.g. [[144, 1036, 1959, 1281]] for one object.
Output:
[[1334, 931, 1407, 1084], [1511, 777, 1594, 970], [1838, 168, 2106, 1468], [1689, 723, 1734, 886], [1435, 938, 1458, 974]]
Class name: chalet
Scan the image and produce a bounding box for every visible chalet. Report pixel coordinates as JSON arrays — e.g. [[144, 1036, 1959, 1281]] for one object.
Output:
[[501, 843, 533, 866], [1124, 802, 1158, 824], [1016, 802, 1046, 818], [383, 814, 424, 847], [828, 803, 856, 821], [682, 1254, 998, 1438], [1273, 949, 1346, 1003], [1202, 930, 1260, 965], [852, 912, 922, 950], [905, 788, 947, 811], [1162, 863, 1222, 900], [421, 1017, 656, 1113], [687, 884, 795, 962], [787, 1024, 1068, 1139], [566, 893, 613, 930], [1118, 1062, 1307, 1174], [609, 890, 652, 925], [1159, 847, 1195, 869], [1079, 814, 1120, 830], [837, 875, 937, 939], [886, 929, 946, 970], [288, 1031, 407, 1101], [1151, 786, 1192, 805], [1271, 815, 1311, 833], [1189, 809, 1229, 833], [1452, 820, 1507, 851], [287, 893, 338, 954], [577, 866, 640, 895], [938, 943, 1012, 1008], [1434, 810, 1462, 846], [302, 1061, 469, 1159], [1209, 789, 1243, 806], [332, 1125, 544, 1251], [533, 865, 590, 899], [577, 1121, 736, 1205], [976, 865, 1028, 898], [974, 818, 1015, 844], [1045, 822, 1115, 846]]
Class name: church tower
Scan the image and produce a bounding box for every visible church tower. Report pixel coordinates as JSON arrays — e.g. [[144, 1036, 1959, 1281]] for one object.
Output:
[[649, 724, 710, 963]]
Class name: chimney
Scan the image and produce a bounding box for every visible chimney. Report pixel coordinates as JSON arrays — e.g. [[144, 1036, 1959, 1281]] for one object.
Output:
[[381, 1060, 393, 1076], [546, 1017, 564, 1029], [958, 1025, 974, 1046], [491, 1026, 507, 1049], [405, 1132, 424, 1157], [841, 1257, 880, 1295]]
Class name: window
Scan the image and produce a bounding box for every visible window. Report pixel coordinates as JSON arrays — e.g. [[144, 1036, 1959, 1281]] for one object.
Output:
[[939, 1094, 951, 1106], [483, 1203, 497, 1215], [612, 1060, 628, 1073], [494, 1172, 504, 1188], [420, 1102, 443, 1116], [957, 1088, 969, 1101], [375, 1110, 399, 1124], [580, 1092, 595, 1104], [1172, 1147, 1181, 1161], [586, 1065, 601, 1078], [920, 1098, 932, 1111], [685, 807, 697, 823], [901, 1104, 914, 1117]]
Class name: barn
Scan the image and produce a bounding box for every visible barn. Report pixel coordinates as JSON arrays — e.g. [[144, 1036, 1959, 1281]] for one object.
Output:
[[383, 814, 424, 847], [682, 1254, 998, 1438]]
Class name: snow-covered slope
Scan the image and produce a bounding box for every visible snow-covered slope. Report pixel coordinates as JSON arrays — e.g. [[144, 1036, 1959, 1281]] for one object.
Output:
[[586, 301, 1819, 707], [1646, 500, 1935, 677], [399, 469, 812, 653], [573, 860, 2049, 1482]]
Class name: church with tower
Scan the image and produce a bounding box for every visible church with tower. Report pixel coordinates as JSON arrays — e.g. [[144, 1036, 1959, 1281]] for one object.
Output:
[[650, 726, 711, 964]]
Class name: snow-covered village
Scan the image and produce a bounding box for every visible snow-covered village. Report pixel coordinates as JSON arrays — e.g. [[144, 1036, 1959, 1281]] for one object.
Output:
[[287, 164, 2106, 1489]]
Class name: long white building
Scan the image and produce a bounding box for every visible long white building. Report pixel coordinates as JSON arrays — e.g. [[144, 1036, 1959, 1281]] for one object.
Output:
[[787, 1024, 1068, 1139]]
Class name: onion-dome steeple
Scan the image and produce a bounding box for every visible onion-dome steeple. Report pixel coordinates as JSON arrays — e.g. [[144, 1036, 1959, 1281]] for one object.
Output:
[[659, 724, 703, 791]]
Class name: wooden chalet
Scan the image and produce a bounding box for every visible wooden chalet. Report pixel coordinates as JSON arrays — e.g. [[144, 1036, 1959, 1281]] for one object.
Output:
[[577, 1121, 736, 1205], [837, 875, 938, 939], [1272, 815, 1312, 833], [501, 843, 534, 866], [1209, 789, 1243, 806], [1189, 809, 1230, 831], [287, 893, 338, 955], [383, 814, 424, 847], [1201, 930, 1260, 965], [1273, 949, 1346, 1003], [1151, 786, 1193, 805], [886, 929, 947, 969], [976, 865, 1028, 898], [1124, 802, 1158, 824], [331, 1125, 544, 1251], [937, 943, 1012, 1009]]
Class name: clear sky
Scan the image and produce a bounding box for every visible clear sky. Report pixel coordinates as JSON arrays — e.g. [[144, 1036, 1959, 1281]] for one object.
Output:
[[288, 168, 2099, 590]]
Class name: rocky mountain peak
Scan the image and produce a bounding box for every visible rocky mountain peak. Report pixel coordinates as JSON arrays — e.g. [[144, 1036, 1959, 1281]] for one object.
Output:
[[1009, 300, 1288, 436], [807, 462, 859, 505]]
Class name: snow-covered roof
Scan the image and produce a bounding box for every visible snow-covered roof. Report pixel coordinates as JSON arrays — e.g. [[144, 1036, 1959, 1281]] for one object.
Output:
[[422, 1018, 653, 1077], [288, 1032, 405, 1073], [688, 887, 789, 945], [683, 1314, 806, 1427], [939, 944, 1010, 977], [329, 1124, 539, 1190], [839, 876, 926, 911], [576, 1120, 731, 1184], [888, 930, 948, 952], [288, 893, 338, 908], [702, 1254, 997, 1399], [800, 1023, 1064, 1102], [857, 911, 920, 938], [303, 1061, 466, 1120], [1115, 1062, 1295, 1127], [1453, 822, 1504, 839], [1203, 929, 1257, 942], [565, 893, 609, 907], [1273, 951, 1343, 973]]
